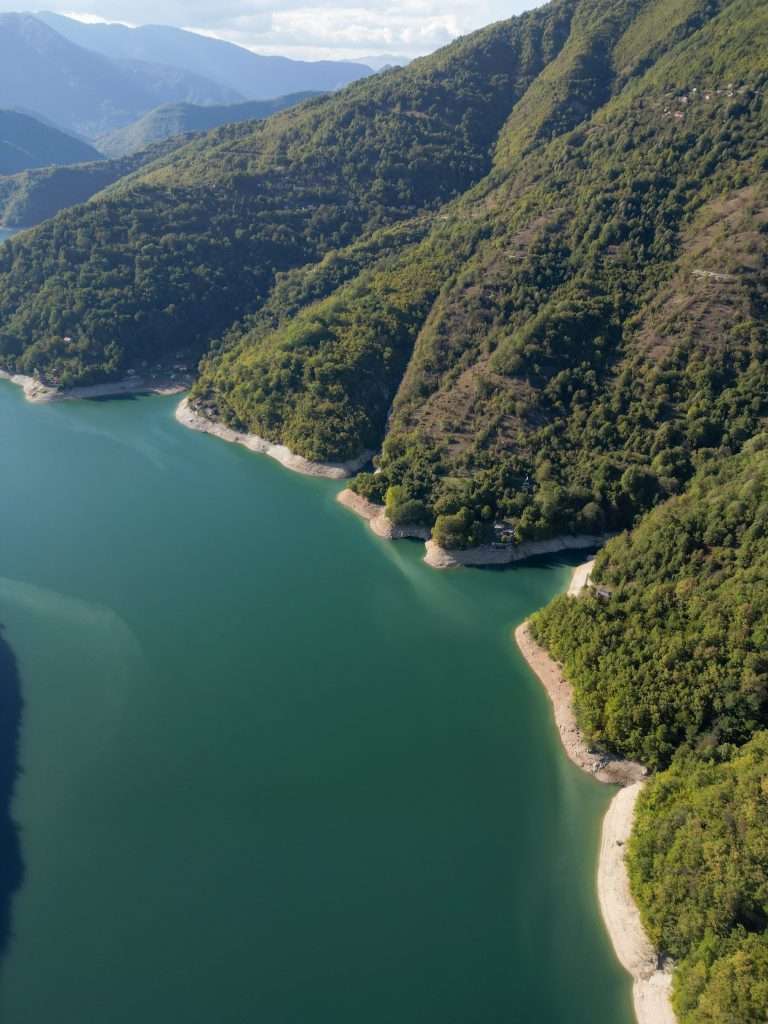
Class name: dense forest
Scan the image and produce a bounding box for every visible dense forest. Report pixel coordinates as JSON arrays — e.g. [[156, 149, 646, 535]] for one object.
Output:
[[531, 436, 768, 1020], [0, 137, 190, 229], [96, 93, 320, 158]]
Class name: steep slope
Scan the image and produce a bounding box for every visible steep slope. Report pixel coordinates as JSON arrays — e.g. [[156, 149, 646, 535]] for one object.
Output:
[[0, 137, 190, 229], [0, 0, 574, 385], [97, 93, 321, 158], [0, 14, 242, 137], [37, 12, 375, 99], [531, 435, 768, 1022], [192, 0, 767, 542], [0, 109, 101, 174]]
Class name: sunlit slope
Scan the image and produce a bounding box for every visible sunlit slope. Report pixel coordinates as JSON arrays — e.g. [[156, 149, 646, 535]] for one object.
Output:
[[194, 0, 767, 545]]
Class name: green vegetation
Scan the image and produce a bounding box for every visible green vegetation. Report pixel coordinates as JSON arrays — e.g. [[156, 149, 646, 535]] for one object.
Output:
[[0, 0, 571, 384], [530, 437, 768, 769], [631, 735, 768, 1022], [531, 436, 768, 1020], [96, 93, 320, 158]]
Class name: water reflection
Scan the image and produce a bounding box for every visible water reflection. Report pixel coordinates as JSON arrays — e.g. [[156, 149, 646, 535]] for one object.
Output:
[[0, 625, 23, 962]]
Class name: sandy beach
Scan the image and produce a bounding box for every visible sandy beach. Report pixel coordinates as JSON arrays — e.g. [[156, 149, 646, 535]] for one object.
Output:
[[599, 785, 676, 1024], [177, 399, 372, 480], [567, 558, 595, 596], [336, 488, 431, 539], [515, 562, 676, 1024]]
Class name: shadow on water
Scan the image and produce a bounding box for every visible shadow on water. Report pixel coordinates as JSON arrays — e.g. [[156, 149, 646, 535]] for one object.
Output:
[[0, 625, 23, 962]]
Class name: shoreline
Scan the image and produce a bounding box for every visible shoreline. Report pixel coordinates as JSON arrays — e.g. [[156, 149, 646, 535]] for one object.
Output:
[[337, 489, 612, 567], [425, 534, 609, 569], [0, 370, 188, 403], [176, 399, 373, 480], [515, 565, 676, 1024], [336, 488, 431, 539]]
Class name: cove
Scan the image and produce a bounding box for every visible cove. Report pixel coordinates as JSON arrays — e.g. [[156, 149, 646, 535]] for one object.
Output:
[[0, 382, 633, 1024]]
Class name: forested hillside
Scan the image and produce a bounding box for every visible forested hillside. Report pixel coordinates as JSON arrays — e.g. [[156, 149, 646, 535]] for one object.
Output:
[[0, 94, 318, 230], [530, 436, 768, 1021], [0, 0, 573, 385], [0, 138, 189, 229], [96, 93, 320, 158], [0, 0, 766, 544]]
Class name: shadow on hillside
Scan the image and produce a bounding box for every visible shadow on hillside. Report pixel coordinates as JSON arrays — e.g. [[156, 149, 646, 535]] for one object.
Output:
[[473, 549, 599, 574], [0, 625, 23, 962]]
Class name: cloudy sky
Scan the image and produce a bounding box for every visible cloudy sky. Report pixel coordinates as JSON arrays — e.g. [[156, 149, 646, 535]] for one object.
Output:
[[9, 1, 542, 60]]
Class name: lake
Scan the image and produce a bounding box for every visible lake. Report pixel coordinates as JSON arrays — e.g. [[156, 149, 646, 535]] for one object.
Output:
[[0, 382, 633, 1023]]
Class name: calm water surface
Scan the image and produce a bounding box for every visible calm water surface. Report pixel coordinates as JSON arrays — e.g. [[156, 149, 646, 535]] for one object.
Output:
[[0, 383, 633, 1023], [0, 229, 19, 244]]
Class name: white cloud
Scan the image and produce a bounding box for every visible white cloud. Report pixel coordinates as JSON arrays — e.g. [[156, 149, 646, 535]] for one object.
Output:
[[60, 10, 136, 24]]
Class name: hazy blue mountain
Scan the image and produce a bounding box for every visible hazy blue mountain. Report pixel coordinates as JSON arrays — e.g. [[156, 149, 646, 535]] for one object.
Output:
[[37, 12, 375, 99], [0, 13, 243, 137], [97, 92, 320, 158], [0, 109, 102, 174]]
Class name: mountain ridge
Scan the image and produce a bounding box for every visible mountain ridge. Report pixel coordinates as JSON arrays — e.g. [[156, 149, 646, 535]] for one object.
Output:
[[0, 12, 243, 136], [36, 12, 375, 99]]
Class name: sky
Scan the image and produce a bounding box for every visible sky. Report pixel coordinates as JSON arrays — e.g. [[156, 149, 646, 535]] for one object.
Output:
[[5, 1, 542, 61]]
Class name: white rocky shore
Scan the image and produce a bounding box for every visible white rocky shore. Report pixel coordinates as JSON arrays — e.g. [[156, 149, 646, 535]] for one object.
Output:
[[599, 785, 676, 1024], [515, 565, 677, 1024], [424, 534, 609, 569], [337, 489, 611, 567], [176, 399, 373, 480], [0, 369, 187, 403]]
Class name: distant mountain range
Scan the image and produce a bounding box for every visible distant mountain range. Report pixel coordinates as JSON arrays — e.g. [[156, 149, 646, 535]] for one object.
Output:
[[0, 108, 102, 174], [0, 13, 241, 137], [97, 93, 320, 158], [37, 12, 375, 102], [0, 13, 374, 139]]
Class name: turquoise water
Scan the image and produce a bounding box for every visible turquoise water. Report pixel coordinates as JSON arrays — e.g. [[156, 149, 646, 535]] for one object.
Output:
[[0, 382, 633, 1023], [0, 229, 19, 244]]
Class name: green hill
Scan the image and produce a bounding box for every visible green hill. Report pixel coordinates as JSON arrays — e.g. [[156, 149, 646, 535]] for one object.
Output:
[[531, 435, 768, 1022], [0, 109, 101, 175], [96, 93, 323, 158]]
